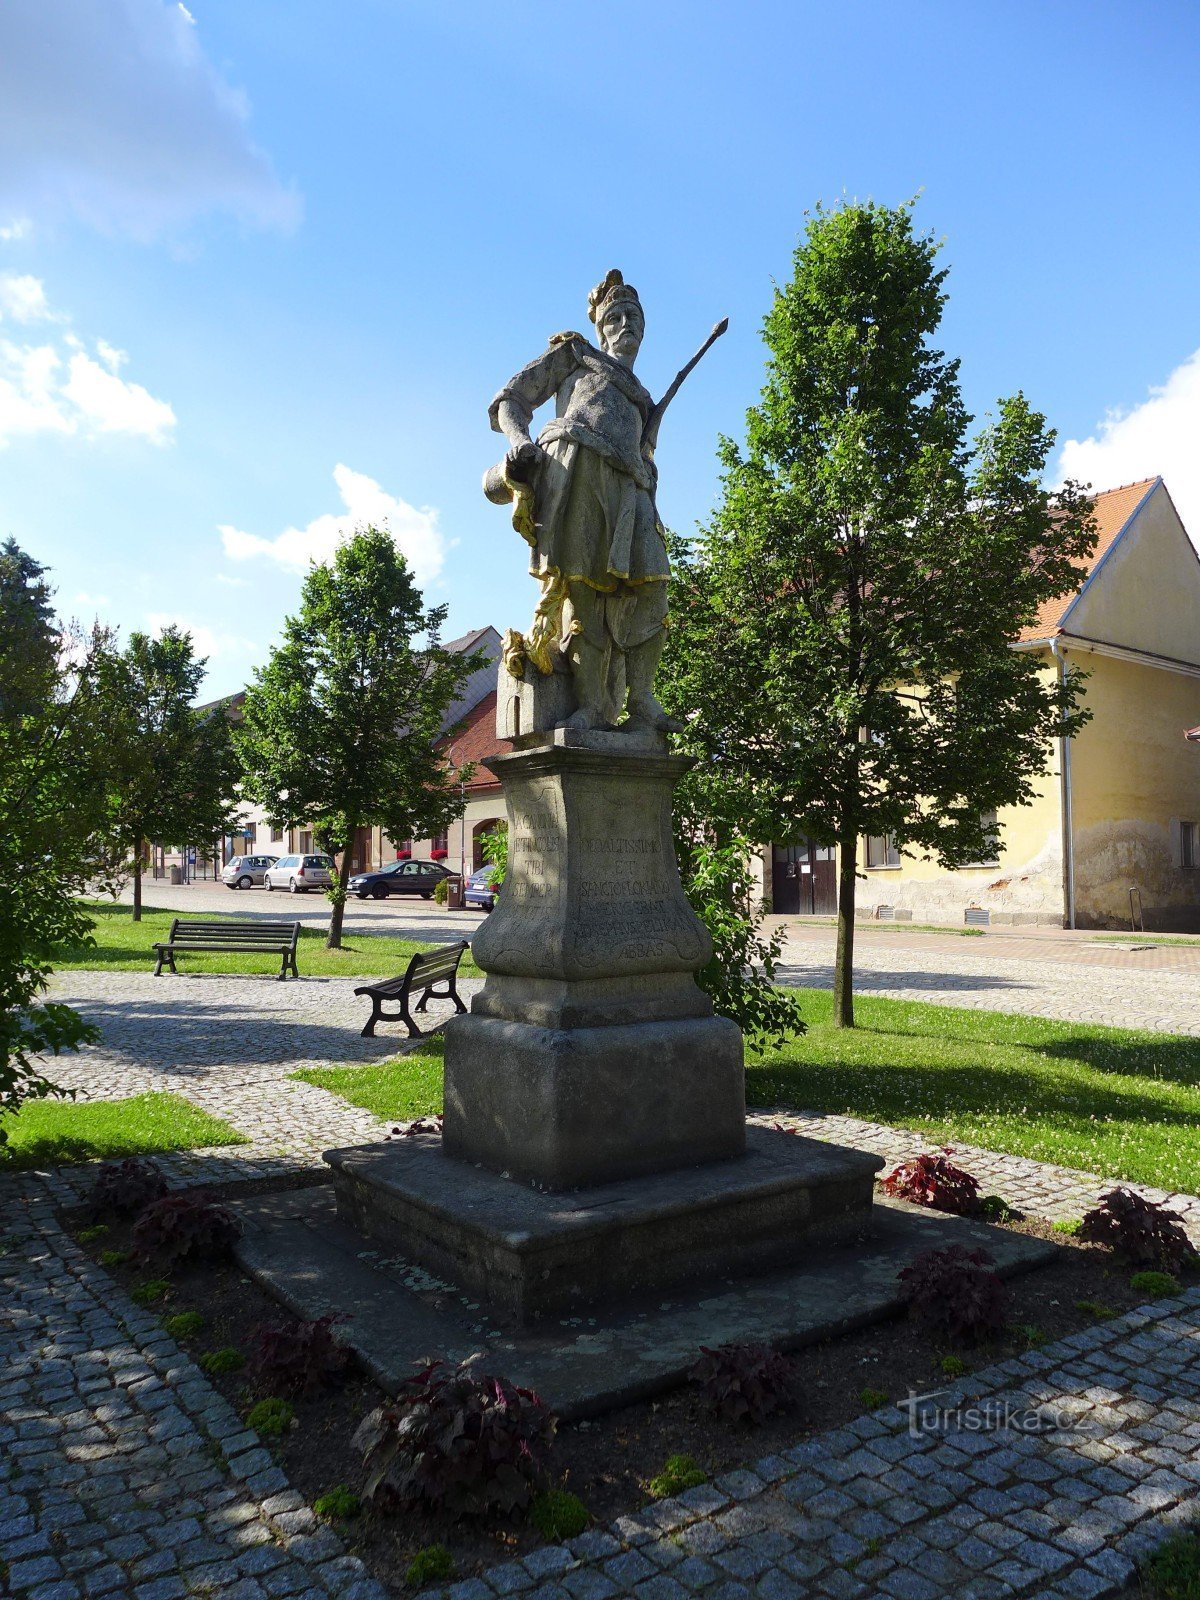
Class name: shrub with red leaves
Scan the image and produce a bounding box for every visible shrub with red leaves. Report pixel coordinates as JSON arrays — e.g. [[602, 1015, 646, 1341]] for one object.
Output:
[[353, 1358, 555, 1517], [131, 1192, 243, 1266], [689, 1342, 801, 1424], [88, 1157, 168, 1219], [1078, 1188, 1198, 1274], [248, 1315, 352, 1397], [881, 1150, 982, 1215], [898, 1244, 1008, 1345]]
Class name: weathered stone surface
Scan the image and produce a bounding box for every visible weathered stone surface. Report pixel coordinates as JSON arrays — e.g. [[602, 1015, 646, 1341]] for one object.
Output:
[[442, 1013, 745, 1186], [235, 1182, 1053, 1415], [444, 736, 749, 1188], [468, 742, 711, 996], [326, 1126, 883, 1324]]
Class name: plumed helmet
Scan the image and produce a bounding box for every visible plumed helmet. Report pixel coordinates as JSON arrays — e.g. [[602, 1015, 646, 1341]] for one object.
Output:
[[588, 269, 643, 328]]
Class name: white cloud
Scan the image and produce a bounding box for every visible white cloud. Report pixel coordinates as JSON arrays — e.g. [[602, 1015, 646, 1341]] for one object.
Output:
[[72, 591, 111, 611], [146, 612, 257, 663], [0, 272, 49, 320], [1057, 348, 1200, 544], [0, 218, 32, 242], [0, 1, 298, 240], [220, 464, 447, 585], [0, 275, 175, 448]]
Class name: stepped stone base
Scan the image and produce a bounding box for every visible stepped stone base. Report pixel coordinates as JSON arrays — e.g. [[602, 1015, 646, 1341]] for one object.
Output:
[[325, 1124, 884, 1325]]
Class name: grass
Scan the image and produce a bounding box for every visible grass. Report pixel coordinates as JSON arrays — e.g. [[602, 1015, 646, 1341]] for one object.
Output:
[[746, 989, 1200, 1193], [53, 899, 479, 978], [0, 1091, 247, 1171], [292, 1040, 444, 1121], [297, 988, 1200, 1194]]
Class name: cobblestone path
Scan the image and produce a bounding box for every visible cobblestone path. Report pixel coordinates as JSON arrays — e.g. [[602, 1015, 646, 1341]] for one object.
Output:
[[39, 971, 483, 1182], [3, 970, 1197, 1599], [1, 1179, 388, 1600], [438, 1290, 1200, 1600], [759, 1114, 1200, 1242], [776, 937, 1200, 1036]]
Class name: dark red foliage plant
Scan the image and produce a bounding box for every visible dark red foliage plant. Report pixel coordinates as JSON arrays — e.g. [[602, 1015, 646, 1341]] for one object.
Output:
[[353, 1358, 556, 1517], [881, 1150, 982, 1216], [88, 1157, 168, 1219], [898, 1244, 1008, 1345], [689, 1342, 801, 1425], [248, 1315, 352, 1397], [1078, 1188, 1198, 1274], [131, 1192, 243, 1266]]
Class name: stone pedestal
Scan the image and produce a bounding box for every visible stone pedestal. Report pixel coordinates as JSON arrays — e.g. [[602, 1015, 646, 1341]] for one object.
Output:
[[324, 712, 884, 1329], [441, 728, 746, 1188]]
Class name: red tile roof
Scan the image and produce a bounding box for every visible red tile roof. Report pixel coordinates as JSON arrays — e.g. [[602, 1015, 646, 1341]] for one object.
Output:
[[1018, 479, 1158, 644], [440, 689, 511, 790]]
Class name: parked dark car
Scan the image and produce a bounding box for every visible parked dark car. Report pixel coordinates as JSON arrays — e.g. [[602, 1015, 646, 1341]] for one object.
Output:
[[464, 865, 501, 911], [348, 859, 453, 900]]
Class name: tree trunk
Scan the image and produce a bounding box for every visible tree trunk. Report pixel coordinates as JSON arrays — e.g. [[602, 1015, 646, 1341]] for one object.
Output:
[[326, 835, 355, 950], [833, 831, 857, 1028], [132, 837, 143, 923]]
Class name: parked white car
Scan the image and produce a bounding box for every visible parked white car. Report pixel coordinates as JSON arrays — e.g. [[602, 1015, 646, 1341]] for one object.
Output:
[[264, 853, 336, 894], [221, 854, 279, 890]]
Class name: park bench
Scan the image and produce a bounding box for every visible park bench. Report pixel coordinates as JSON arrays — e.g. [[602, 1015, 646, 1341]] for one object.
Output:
[[152, 918, 301, 980], [355, 941, 470, 1038]]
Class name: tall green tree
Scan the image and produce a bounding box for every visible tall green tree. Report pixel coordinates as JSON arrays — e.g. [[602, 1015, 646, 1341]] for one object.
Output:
[[237, 528, 481, 949], [662, 200, 1096, 1027], [0, 544, 112, 1145], [102, 628, 241, 920]]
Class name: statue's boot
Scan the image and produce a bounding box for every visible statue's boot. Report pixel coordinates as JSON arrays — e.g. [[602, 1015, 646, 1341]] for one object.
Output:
[[625, 636, 684, 733], [564, 637, 611, 733]]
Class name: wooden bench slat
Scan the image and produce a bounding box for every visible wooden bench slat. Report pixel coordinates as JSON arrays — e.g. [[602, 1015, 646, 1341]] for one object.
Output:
[[152, 918, 301, 980], [354, 941, 469, 1038]]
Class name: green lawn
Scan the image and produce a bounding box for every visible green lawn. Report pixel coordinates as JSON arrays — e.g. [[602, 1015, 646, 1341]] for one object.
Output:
[[55, 900, 479, 978], [292, 1041, 445, 1122], [0, 1090, 247, 1171], [296, 990, 1200, 1195]]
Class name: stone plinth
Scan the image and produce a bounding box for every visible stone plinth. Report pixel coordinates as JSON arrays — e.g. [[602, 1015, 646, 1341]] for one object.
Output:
[[327, 1125, 883, 1324], [441, 728, 747, 1188]]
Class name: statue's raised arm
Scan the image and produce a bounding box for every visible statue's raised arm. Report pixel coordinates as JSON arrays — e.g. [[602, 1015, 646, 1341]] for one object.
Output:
[[483, 270, 725, 739]]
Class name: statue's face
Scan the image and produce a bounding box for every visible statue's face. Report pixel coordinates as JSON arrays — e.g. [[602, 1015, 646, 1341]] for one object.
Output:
[[599, 303, 644, 365]]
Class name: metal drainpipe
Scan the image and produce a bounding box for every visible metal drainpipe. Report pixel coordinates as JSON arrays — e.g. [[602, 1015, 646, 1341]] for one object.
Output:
[[1052, 639, 1076, 929]]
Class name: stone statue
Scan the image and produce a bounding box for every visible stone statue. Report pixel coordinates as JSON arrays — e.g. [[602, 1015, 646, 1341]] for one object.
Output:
[[485, 270, 726, 736]]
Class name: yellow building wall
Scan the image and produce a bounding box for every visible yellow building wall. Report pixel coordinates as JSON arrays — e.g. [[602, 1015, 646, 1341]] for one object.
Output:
[[1065, 650, 1200, 929]]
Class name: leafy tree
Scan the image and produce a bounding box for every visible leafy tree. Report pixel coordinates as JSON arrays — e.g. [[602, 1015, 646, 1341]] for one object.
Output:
[[101, 629, 242, 920], [237, 528, 482, 949], [0, 544, 112, 1145], [663, 199, 1096, 1027]]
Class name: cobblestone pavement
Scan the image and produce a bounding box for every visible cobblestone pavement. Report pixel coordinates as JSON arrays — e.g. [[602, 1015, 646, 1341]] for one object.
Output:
[[758, 1113, 1200, 1240], [37, 970, 483, 1189], [435, 1288, 1200, 1600], [0, 1178, 389, 1600], [775, 936, 1200, 1035], [6, 970, 1198, 1599]]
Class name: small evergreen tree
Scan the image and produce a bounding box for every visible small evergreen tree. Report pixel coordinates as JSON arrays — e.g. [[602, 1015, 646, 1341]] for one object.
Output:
[[663, 199, 1096, 1026], [237, 528, 481, 949]]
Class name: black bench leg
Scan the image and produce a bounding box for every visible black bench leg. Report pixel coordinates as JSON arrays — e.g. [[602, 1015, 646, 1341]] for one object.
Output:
[[153, 955, 164, 977], [361, 998, 381, 1039], [402, 999, 422, 1039], [449, 978, 467, 1016]]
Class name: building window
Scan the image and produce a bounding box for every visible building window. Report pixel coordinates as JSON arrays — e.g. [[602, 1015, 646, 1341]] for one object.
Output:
[[1182, 821, 1197, 869], [865, 834, 900, 868], [270, 823, 283, 843], [960, 810, 1000, 868]]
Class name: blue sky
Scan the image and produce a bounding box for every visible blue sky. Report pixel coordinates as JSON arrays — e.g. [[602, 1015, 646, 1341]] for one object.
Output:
[[2, 0, 1199, 698]]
